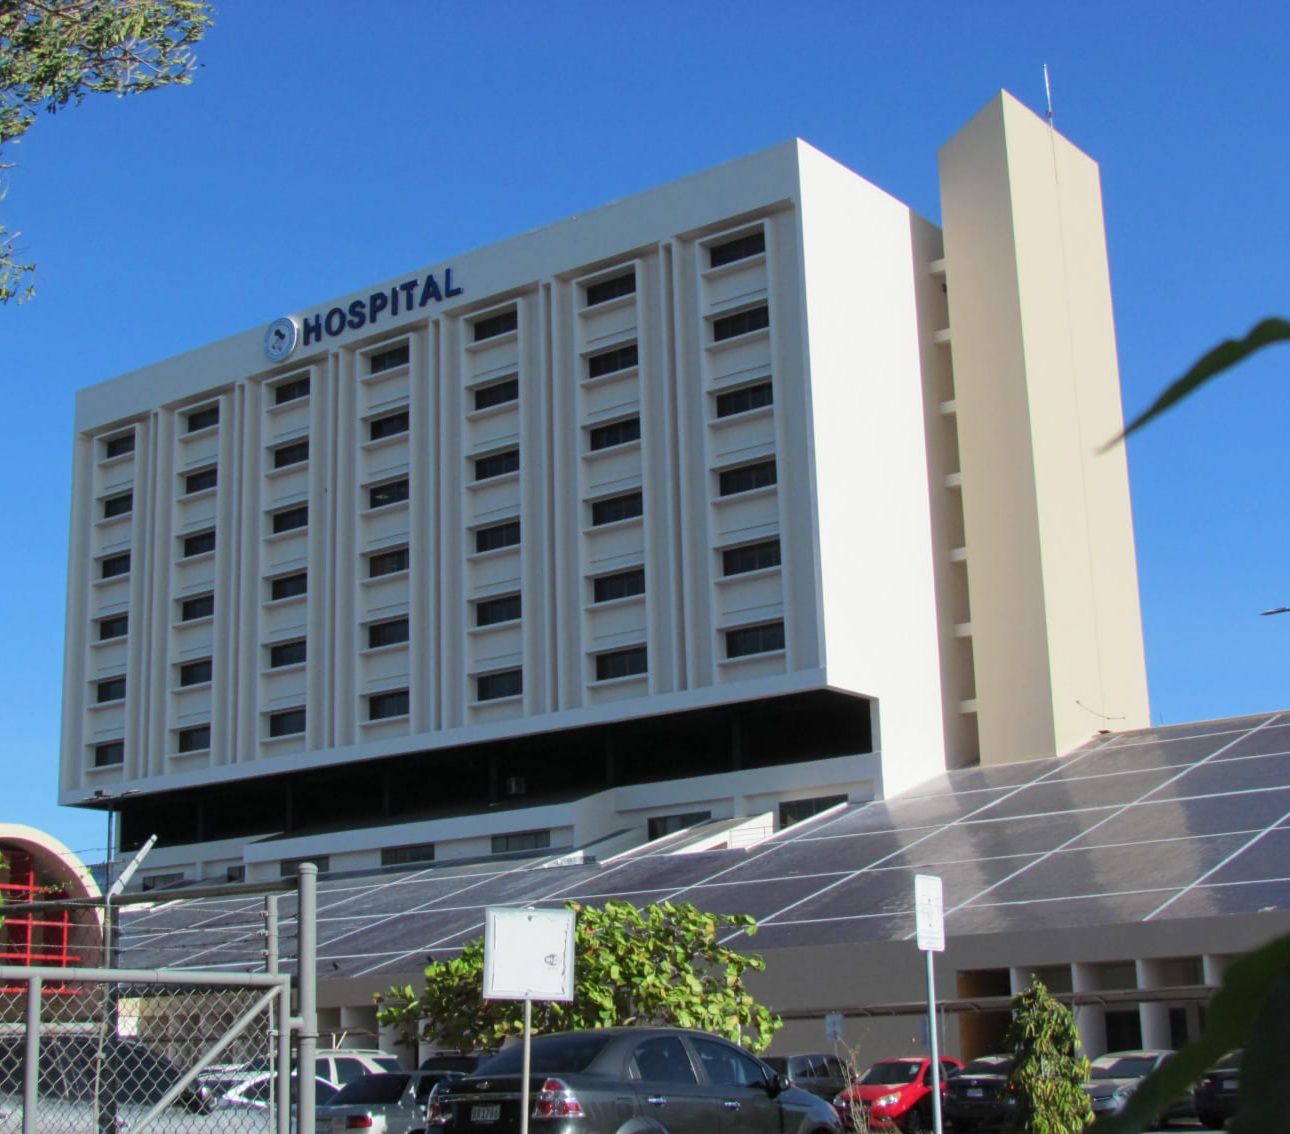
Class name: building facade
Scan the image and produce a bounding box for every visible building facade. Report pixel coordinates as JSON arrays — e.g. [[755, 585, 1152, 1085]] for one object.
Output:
[[60, 92, 1149, 885]]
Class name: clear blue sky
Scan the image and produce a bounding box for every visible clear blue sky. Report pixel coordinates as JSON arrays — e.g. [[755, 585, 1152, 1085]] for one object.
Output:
[[4, 1, 1286, 862]]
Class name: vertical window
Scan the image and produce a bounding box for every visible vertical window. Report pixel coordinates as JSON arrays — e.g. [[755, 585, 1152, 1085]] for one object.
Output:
[[473, 377, 519, 411], [473, 310, 517, 341], [368, 689, 410, 720], [368, 479, 409, 508], [272, 505, 308, 533], [104, 432, 135, 459], [475, 520, 520, 553], [270, 572, 307, 600], [96, 676, 126, 703], [708, 230, 766, 269], [94, 741, 125, 767], [103, 492, 132, 519], [101, 552, 131, 579], [368, 547, 409, 577], [725, 621, 785, 658], [183, 529, 216, 557], [712, 305, 769, 342], [98, 614, 128, 641], [591, 491, 642, 526], [587, 343, 638, 379], [721, 539, 781, 576], [585, 271, 636, 306], [184, 466, 217, 494], [180, 593, 214, 620], [473, 449, 519, 481], [269, 639, 307, 667], [273, 439, 309, 468], [477, 669, 522, 701], [186, 405, 219, 432], [269, 708, 306, 737], [475, 594, 521, 627], [274, 376, 310, 405], [718, 460, 776, 496], [595, 646, 647, 681], [177, 724, 211, 753], [715, 380, 773, 417], [368, 618, 409, 648], [179, 659, 212, 687], [369, 343, 410, 373], [593, 568, 645, 603], [369, 410, 409, 440], [588, 417, 641, 451]]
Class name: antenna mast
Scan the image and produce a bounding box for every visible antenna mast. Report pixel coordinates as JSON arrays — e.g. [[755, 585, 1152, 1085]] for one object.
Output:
[[1043, 63, 1054, 124]]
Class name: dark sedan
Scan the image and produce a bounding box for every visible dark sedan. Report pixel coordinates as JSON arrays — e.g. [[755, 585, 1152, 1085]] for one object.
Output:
[[1193, 1051, 1241, 1130], [943, 1054, 1016, 1131], [431, 1027, 842, 1134]]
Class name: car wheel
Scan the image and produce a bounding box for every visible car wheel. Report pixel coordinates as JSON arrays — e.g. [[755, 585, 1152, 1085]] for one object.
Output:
[[903, 1104, 928, 1134]]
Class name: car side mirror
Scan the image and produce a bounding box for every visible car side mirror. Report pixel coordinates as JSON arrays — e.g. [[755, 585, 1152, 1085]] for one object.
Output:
[[759, 1072, 786, 1098]]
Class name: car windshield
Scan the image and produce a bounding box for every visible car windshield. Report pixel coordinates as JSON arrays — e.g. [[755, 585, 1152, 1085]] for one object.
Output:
[[375, 1057, 402, 1072], [329, 1073, 409, 1104], [862, 1061, 921, 1085], [476, 1034, 613, 1076], [963, 1057, 1014, 1076], [1091, 1056, 1159, 1080]]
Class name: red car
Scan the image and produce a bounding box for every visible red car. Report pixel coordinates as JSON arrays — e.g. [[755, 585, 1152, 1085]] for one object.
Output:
[[833, 1056, 963, 1132]]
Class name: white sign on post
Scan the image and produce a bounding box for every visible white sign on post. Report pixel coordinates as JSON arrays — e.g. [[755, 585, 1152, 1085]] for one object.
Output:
[[914, 873, 945, 953], [483, 907, 576, 1001]]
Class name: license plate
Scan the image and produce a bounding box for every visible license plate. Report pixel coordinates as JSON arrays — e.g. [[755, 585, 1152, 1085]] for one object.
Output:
[[472, 1103, 501, 1123], [1222, 1079, 1237, 1090], [967, 1089, 984, 1098]]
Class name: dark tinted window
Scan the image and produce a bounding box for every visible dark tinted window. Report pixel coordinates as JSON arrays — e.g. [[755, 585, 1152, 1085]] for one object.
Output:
[[726, 621, 785, 658], [779, 794, 847, 826], [272, 505, 308, 533], [101, 552, 131, 579], [722, 539, 780, 576], [95, 741, 125, 767], [478, 1033, 611, 1075], [186, 405, 219, 432], [478, 670, 522, 701], [104, 433, 135, 458], [103, 492, 132, 518], [370, 344, 410, 373], [595, 647, 646, 681], [586, 272, 635, 306], [369, 690, 409, 720], [330, 1073, 410, 1104], [178, 725, 210, 752], [97, 677, 126, 703], [716, 381, 773, 417], [274, 440, 309, 468], [99, 614, 128, 640], [589, 417, 640, 451], [632, 1037, 699, 1085], [709, 230, 765, 268], [474, 377, 518, 410], [713, 305, 769, 342], [587, 343, 638, 379], [181, 593, 214, 620], [692, 1036, 765, 1087], [270, 640, 306, 667], [369, 619, 410, 648], [473, 310, 517, 341], [476, 594, 521, 626], [179, 659, 211, 687], [369, 548, 409, 576], [370, 410, 409, 440], [369, 479, 409, 508], [591, 492, 642, 526], [719, 460, 776, 496], [185, 467, 217, 494], [274, 376, 310, 404], [382, 843, 435, 867], [593, 568, 645, 603], [271, 573, 307, 600], [475, 521, 520, 553], [474, 449, 519, 481], [183, 530, 216, 557], [269, 709, 305, 737]]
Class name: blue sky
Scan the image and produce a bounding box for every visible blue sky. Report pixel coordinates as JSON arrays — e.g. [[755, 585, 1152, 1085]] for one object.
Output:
[[4, 1, 1286, 862]]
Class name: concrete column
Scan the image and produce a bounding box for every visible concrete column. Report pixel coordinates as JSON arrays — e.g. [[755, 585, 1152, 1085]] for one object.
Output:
[[1135, 958, 1171, 1050], [1072, 963, 1107, 1056]]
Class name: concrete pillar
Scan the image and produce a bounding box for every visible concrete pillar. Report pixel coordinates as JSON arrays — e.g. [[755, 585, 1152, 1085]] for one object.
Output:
[[1135, 959, 1171, 1050], [1072, 963, 1107, 1056]]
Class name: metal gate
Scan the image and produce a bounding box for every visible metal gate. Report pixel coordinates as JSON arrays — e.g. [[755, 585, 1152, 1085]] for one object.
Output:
[[0, 964, 292, 1133]]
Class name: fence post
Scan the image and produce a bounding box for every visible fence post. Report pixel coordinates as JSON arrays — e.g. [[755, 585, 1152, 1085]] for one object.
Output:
[[267, 893, 291, 1134], [297, 865, 318, 1134], [22, 975, 40, 1134]]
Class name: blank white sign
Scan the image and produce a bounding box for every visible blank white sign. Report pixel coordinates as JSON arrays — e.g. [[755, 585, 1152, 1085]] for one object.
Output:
[[483, 906, 576, 1001]]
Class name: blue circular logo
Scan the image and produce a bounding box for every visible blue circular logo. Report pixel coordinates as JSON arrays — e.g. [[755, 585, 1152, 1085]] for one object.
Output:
[[264, 317, 298, 362]]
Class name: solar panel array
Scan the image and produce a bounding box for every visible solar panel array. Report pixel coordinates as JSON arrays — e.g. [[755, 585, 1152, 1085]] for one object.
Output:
[[117, 710, 1290, 980]]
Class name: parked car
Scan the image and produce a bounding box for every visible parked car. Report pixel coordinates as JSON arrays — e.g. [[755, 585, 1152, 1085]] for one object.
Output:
[[1193, 1051, 1241, 1129], [320, 1069, 463, 1133], [240, 1047, 404, 1087], [418, 1052, 490, 1074], [216, 1071, 341, 1114], [763, 1053, 849, 1100], [943, 1054, 1016, 1131], [1082, 1050, 1172, 1119], [431, 1026, 842, 1133], [833, 1056, 963, 1132]]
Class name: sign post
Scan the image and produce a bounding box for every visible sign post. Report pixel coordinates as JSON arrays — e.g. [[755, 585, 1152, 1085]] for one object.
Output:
[[483, 907, 576, 1134], [914, 874, 945, 1134]]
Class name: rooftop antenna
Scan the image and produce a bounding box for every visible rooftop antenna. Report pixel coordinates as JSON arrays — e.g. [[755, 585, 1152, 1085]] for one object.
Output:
[[1043, 63, 1054, 124]]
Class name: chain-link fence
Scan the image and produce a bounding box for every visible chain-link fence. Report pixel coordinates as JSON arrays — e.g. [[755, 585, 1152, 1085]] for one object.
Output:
[[0, 966, 291, 1134]]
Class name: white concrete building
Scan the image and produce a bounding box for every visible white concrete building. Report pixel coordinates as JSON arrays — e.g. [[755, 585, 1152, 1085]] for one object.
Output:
[[61, 92, 1149, 885]]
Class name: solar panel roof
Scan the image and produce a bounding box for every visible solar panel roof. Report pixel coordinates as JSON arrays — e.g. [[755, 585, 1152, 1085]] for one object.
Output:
[[117, 710, 1290, 978]]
